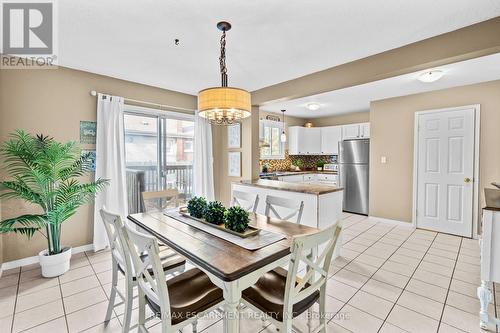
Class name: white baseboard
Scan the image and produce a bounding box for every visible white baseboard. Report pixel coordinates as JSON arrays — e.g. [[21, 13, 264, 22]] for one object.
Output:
[[1, 244, 94, 273], [368, 216, 415, 228]]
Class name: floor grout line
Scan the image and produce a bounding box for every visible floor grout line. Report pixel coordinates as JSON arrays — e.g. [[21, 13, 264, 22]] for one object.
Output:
[[5, 213, 498, 333], [336, 227, 419, 332], [375, 231, 439, 333], [58, 275, 71, 333], [9, 268, 22, 333], [327, 221, 403, 330]]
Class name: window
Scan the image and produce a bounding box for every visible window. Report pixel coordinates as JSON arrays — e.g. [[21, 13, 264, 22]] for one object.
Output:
[[260, 120, 284, 159], [123, 105, 195, 212]]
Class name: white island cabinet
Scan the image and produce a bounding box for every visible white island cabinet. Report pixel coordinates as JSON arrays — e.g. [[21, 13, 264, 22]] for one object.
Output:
[[478, 207, 500, 329], [232, 179, 344, 256]]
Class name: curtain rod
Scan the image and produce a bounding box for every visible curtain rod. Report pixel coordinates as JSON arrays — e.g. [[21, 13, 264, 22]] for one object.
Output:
[[89, 90, 195, 113]]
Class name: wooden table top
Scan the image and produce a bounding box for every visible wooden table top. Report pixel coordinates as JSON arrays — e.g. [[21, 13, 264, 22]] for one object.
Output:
[[128, 212, 319, 282]]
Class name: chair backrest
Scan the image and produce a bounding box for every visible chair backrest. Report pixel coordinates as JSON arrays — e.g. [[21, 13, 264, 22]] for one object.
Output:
[[123, 224, 172, 324], [99, 208, 132, 277], [283, 223, 342, 318], [264, 195, 304, 223], [142, 189, 179, 212], [231, 190, 259, 213]]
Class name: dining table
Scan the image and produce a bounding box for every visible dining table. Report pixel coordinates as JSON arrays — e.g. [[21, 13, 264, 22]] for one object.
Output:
[[127, 210, 320, 333]]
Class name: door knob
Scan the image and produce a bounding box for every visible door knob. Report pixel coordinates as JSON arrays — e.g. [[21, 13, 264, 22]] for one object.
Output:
[[464, 177, 471, 183]]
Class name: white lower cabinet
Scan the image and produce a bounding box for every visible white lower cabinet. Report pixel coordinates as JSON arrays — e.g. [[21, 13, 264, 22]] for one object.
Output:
[[277, 175, 304, 182]]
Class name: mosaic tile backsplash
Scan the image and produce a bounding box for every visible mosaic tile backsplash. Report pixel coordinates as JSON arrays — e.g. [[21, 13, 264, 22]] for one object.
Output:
[[260, 152, 337, 172]]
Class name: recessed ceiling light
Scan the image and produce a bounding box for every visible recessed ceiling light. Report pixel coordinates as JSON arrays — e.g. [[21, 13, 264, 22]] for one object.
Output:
[[306, 103, 320, 111], [418, 70, 444, 83]]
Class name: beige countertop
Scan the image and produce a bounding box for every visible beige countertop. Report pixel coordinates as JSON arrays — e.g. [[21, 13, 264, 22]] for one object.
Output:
[[235, 179, 343, 195]]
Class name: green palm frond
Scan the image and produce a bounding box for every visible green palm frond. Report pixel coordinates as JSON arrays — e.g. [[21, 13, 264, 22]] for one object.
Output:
[[0, 130, 108, 254], [0, 214, 47, 238]]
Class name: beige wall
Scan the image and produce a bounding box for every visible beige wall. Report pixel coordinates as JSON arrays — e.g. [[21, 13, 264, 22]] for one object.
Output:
[[369, 80, 500, 225], [0, 66, 196, 262], [213, 107, 260, 206], [307, 111, 370, 127], [252, 17, 500, 105]]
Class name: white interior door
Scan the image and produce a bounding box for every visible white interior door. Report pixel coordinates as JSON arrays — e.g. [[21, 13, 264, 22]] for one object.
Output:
[[416, 107, 475, 237]]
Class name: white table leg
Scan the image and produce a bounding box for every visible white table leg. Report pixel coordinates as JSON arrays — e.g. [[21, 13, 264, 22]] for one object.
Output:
[[477, 280, 492, 329], [223, 280, 241, 333]]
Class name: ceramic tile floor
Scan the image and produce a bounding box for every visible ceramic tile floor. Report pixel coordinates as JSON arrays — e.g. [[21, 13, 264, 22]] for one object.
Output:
[[1, 213, 499, 333]]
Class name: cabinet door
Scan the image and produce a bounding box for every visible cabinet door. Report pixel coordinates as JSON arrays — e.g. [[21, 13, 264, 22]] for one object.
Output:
[[301, 127, 322, 154], [321, 126, 342, 154], [282, 175, 304, 182], [303, 174, 318, 182], [342, 124, 361, 139], [288, 127, 300, 155], [360, 123, 370, 138]]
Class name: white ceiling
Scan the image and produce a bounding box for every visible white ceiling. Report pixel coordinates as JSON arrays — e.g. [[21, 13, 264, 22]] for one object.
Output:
[[260, 53, 500, 118], [58, 0, 500, 95]]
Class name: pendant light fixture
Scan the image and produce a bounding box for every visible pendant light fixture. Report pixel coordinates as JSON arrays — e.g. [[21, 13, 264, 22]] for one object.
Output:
[[280, 110, 287, 143], [198, 21, 251, 125]]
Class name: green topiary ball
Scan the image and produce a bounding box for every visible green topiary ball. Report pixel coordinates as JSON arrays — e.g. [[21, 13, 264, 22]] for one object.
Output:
[[204, 201, 226, 225], [224, 206, 250, 233], [187, 196, 207, 218]]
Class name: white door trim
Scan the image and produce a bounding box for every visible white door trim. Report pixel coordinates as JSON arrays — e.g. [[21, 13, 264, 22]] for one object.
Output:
[[412, 104, 480, 238]]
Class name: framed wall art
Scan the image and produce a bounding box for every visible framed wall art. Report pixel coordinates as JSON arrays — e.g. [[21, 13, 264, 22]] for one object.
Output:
[[228, 151, 241, 177], [227, 123, 241, 148]]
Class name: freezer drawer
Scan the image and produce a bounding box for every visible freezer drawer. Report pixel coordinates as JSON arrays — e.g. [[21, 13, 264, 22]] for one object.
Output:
[[340, 164, 369, 215]]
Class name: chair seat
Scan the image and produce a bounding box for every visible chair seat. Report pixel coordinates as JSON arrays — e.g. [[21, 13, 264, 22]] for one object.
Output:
[[145, 268, 223, 325], [118, 246, 186, 277], [242, 267, 319, 322]]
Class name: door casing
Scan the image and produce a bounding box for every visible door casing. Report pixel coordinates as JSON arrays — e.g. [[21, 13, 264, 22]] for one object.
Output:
[[412, 105, 480, 239]]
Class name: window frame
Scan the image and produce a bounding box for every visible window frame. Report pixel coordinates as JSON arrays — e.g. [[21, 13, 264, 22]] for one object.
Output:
[[260, 119, 285, 160]]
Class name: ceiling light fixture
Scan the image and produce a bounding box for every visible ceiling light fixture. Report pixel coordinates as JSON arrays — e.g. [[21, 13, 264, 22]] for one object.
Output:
[[197, 21, 251, 125], [417, 70, 444, 83], [280, 110, 287, 143], [306, 103, 320, 111]]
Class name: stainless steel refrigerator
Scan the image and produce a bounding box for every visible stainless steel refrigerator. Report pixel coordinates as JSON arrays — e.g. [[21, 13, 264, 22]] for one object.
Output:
[[339, 139, 369, 215]]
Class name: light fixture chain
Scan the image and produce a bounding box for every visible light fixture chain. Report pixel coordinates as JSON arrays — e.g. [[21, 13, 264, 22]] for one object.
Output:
[[220, 30, 228, 87]]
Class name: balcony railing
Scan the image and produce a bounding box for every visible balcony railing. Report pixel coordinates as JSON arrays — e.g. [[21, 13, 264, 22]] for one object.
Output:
[[126, 164, 193, 214]]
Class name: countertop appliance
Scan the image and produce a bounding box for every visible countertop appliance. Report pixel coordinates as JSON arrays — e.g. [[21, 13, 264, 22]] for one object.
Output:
[[339, 139, 369, 215], [323, 163, 338, 172]]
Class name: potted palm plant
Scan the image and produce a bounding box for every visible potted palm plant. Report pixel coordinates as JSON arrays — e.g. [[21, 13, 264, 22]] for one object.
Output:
[[0, 130, 108, 277]]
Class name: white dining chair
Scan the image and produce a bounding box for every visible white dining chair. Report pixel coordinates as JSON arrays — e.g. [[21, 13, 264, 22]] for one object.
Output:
[[241, 223, 342, 333], [123, 223, 224, 333], [100, 208, 186, 333], [231, 190, 259, 213], [264, 195, 304, 224], [142, 189, 179, 212]]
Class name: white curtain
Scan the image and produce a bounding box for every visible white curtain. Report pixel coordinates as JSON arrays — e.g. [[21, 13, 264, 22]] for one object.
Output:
[[93, 94, 128, 251], [193, 111, 215, 201]]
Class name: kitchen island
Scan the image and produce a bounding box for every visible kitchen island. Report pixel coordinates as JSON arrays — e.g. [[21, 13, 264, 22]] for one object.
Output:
[[232, 179, 344, 256]]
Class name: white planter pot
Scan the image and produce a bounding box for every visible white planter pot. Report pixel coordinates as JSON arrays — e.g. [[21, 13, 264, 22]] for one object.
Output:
[[38, 247, 72, 278]]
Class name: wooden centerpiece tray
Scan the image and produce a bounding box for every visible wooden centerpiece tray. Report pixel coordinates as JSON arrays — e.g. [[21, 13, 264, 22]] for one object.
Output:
[[178, 207, 260, 238]]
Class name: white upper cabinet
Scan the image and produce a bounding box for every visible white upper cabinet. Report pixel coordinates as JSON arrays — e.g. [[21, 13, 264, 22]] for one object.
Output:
[[288, 127, 321, 155], [288, 122, 369, 155], [342, 124, 361, 139], [360, 122, 370, 138], [301, 127, 321, 154], [320, 126, 342, 154], [342, 122, 370, 139]]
